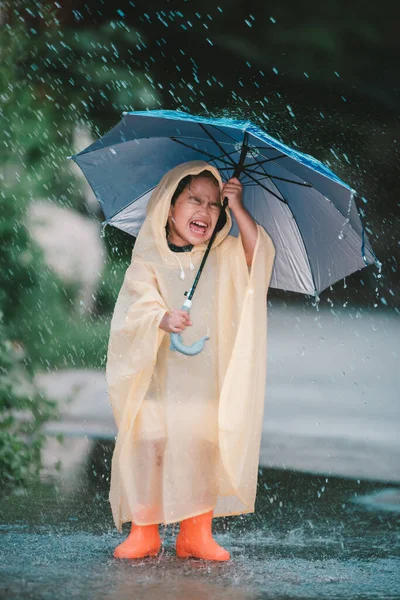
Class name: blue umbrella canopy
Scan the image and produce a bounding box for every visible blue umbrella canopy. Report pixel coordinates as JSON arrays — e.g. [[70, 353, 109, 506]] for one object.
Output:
[[69, 109, 378, 297]]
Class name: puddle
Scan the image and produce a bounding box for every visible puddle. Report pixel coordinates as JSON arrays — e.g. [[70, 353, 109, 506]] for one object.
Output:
[[1, 440, 399, 599]]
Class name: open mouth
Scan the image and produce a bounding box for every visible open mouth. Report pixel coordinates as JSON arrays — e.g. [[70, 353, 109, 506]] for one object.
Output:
[[189, 220, 209, 236]]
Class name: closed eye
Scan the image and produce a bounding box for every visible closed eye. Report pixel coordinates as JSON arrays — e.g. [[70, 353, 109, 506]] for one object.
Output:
[[188, 195, 220, 209]]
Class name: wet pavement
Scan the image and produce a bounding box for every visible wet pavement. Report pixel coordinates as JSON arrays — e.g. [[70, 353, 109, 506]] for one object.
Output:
[[1, 440, 400, 600], [36, 305, 400, 483]]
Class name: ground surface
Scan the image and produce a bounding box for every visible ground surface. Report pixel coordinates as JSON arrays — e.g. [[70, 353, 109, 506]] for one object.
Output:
[[2, 304, 399, 599], [1, 463, 399, 600]]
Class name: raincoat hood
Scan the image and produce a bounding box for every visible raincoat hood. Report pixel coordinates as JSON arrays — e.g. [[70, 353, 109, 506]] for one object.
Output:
[[133, 160, 232, 269]]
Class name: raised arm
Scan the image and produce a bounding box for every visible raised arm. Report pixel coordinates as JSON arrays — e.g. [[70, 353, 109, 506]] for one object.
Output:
[[221, 177, 258, 267]]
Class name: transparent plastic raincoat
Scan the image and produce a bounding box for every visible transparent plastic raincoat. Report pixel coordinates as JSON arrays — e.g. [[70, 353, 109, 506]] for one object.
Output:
[[106, 160, 276, 530]]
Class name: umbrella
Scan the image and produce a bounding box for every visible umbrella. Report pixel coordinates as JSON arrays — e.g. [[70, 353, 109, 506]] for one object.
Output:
[[68, 109, 379, 354]]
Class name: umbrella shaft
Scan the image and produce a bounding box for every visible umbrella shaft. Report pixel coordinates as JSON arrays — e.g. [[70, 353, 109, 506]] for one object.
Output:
[[186, 137, 249, 301], [186, 197, 227, 301]]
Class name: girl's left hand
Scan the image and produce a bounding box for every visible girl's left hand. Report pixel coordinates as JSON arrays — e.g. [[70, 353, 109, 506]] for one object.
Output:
[[221, 177, 243, 212]]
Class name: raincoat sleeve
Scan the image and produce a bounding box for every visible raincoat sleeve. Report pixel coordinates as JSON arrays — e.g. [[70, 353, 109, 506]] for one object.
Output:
[[216, 225, 275, 387], [216, 224, 276, 510], [106, 255, 169, 430]]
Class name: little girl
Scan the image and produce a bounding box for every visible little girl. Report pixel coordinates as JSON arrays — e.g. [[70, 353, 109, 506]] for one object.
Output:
[[106, 160, 275, 561]]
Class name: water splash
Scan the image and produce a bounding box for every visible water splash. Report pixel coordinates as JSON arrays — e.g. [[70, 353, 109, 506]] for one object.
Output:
[[373, 260, 384, 308], [311, 290, 320, 311], [338, 189, 354, 240], [100, 221, 108, 238]]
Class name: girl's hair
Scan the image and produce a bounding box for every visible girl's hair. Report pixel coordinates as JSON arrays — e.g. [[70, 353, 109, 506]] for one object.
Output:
[[166, 170, 227, 237]]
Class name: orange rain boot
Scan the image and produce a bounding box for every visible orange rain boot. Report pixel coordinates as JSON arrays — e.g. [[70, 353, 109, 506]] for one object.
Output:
[[176, 511, 230, 561], [113, 523, 161, 559]]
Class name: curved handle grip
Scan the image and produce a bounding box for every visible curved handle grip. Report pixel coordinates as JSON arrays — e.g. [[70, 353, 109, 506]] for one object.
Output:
[[169, 303, 209, 356]]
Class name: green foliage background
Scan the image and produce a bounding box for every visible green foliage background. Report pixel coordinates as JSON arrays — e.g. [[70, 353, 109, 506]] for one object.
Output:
[[1, 0, 398, 487], [0, 7, 153, 487]]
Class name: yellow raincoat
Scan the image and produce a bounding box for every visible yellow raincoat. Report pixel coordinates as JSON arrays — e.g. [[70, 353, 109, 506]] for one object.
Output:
[[106, 160, 276, 530]]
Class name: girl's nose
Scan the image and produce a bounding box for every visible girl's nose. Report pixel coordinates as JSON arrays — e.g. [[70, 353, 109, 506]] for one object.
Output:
[[195, 210, 210, 219], [200, 205, 213, 215]]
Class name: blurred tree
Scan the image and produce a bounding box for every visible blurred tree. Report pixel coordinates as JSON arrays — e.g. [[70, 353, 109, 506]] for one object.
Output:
[[0, 92, 57, 488], [3, 0, 396, 310], [0, 1, 397, 493], [0, 0, 165, 486], [0, 318, 56, 490], [1, 0, 398, 373]]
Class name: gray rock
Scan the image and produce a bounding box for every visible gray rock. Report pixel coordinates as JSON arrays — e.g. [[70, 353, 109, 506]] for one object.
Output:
[[25, 200, 106, 315]]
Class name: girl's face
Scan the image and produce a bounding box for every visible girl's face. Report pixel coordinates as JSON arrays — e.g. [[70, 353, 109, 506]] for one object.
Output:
[[167, 177, 222, 246]]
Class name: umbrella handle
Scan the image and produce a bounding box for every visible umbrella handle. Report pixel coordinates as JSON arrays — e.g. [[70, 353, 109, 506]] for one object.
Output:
[[169, 300, 209, 356]]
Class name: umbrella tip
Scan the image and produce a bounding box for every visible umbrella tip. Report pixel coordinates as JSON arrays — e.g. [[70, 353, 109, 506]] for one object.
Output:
[[312, 290, 321, 311], [122, 111, 128, 116], [66, 156, 72, 160], [100, 220, 109, 238]]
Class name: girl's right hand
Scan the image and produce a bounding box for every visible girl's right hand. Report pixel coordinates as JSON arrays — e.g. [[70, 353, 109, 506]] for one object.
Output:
[[159, 309, 193, 333]]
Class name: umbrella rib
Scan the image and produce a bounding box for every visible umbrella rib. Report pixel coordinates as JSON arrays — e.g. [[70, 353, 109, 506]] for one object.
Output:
[[257, 155, 368, 255], [248, 159, 319, 293], [169, 134, 236, 147], [260, 151, 361, 227], [207, 124, 243, 144], [215, 160, 272, 174], [216, 163, 273, 178], [215, 167, 281, 192], [246, 171, 313, 188], [169, 134, 288, 171], [206, 147, 276, 176], [249, 180, 286, 200], [250, 145, 288, 151], [191, 150, 291, 183], [217, 166, 271, 183], [251, 131, 349, 194], [170, 137, 234, 167], [253, 156, 312, 190], [201, 127, 279, 179], [208, 150, 242, 169], [198, 124, 237, 168], [170, 135, 239, 162], [171, 132, 257, 175], [244, 170, 287, 203], [236, 169, 280, 187], [244, 154, 287, 169], [253, 159, 289, 201]]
